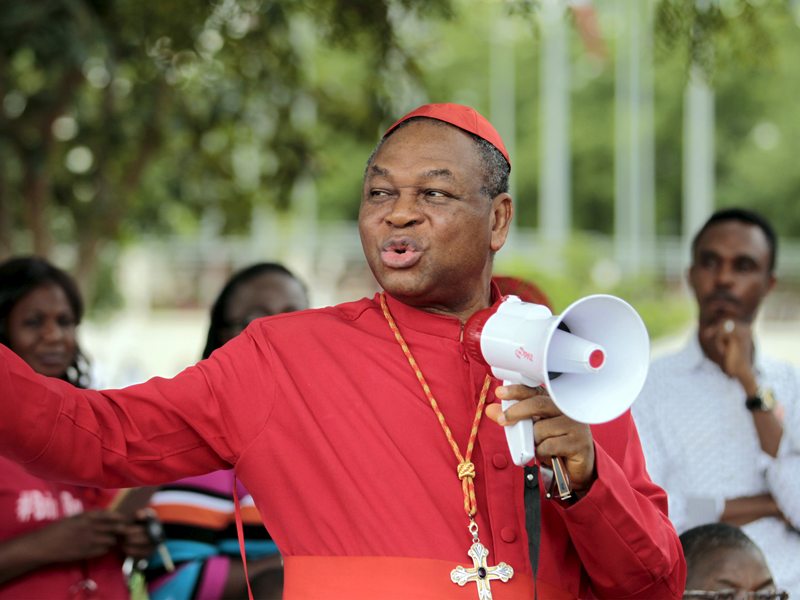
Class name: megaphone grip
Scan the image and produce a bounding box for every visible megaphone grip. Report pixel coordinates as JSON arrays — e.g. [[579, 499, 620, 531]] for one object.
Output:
[[501, 399, 536, 467]]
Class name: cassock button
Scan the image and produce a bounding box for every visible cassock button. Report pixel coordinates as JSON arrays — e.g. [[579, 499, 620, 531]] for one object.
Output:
[[492, 454, 509, 469], [500, 527, 517, 543]]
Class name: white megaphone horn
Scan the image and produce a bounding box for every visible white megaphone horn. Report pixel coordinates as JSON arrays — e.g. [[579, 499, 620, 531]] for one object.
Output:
[[464, 294, 650, 472]]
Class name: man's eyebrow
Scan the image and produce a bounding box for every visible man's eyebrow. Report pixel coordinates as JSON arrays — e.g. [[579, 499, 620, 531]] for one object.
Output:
[[422, 168, 455, 180], [715, 577, 775, 588], [754, 577, 776, 590], [366, 165, 456, 181], [698, 248, 760, 263], [696, 249, 720, 261], [368, 164, 389, 177]]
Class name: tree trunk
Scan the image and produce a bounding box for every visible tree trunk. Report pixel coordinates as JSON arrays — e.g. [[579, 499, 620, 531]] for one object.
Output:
[[0, 165, 10, 259], [22, 158, 52, 258], [75, 233, 102, 300]]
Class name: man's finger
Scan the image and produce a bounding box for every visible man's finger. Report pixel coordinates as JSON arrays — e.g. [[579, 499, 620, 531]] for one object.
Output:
[[495, 384, 547, 401], [486, 397, 561, 426]]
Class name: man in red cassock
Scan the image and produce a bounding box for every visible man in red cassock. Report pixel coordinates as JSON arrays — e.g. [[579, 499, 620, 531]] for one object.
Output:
[[0, 103, 685, 599]]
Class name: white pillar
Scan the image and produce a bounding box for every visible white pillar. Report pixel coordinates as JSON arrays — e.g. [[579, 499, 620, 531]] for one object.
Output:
[[682, 64, 715, 254], [490, 10, 517, 202], [289, 169, 318, 282], [538, 0, 571, 245], [613, 0, 655, 274]]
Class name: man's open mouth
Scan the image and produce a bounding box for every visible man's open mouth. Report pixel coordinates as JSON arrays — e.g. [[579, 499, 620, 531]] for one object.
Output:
[[380, 239, 422, 268]]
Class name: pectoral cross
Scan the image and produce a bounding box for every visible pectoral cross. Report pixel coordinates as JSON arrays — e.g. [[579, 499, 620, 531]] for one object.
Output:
[[450, 541, 514, 600]]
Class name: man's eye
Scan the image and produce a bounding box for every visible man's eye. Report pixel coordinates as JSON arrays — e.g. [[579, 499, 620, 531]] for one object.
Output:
[[424, 189, 450, 199], [698, 255, 718, 269], [735, 259, 757, 272]]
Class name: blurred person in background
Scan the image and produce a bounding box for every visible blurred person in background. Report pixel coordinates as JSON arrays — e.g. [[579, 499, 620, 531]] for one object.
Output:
[[492, 275, 552, 310], [145, 263, 308, 600], [634, 208, 800, 595], [681, 522, 787, 600], [0, 256, 153, 599]]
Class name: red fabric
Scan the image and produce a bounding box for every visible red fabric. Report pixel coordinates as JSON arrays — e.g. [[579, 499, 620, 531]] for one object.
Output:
[[384, 103, 511, 167], [284, 556, 569, 599], [0, 458, 128, 599], [0, 292, 684, 599]]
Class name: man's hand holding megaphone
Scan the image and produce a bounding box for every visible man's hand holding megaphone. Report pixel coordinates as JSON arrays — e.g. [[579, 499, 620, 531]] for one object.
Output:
[[486, 384, 597, 494]]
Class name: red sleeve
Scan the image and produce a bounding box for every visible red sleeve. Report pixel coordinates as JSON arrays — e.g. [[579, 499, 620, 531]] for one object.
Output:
[[0, 328, 275, 488], [557, 411, 686, 599]]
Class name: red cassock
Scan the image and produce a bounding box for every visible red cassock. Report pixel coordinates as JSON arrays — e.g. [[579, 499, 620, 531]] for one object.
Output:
[[0, 293, 684, 599]]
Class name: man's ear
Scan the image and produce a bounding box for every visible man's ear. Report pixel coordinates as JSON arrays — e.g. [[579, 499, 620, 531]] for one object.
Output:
[[686, 264, 697, 293], [490, 193, 513, 253]]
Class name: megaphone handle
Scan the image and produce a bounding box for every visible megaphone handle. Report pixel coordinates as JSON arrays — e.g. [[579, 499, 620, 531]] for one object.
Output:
[[500, 398, 536, 467], [498, 383, 572, 500]]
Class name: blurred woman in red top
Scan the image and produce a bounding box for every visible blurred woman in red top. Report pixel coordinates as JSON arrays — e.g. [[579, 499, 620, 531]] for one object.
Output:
[[0, 256, 150, 599]]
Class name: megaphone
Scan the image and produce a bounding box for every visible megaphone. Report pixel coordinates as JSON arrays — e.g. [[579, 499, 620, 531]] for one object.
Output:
[[464, 294, 650, 469]]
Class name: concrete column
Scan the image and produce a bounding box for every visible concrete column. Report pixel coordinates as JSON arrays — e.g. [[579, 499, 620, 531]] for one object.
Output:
[[613, 0, 656, 273], [490, 8, 518, 242], [538, 0, 571, 245], [682, 64, 715, 254]]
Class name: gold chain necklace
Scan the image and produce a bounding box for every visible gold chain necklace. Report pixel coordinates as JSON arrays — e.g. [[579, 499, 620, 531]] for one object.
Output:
[[379, 293, 514, 599]]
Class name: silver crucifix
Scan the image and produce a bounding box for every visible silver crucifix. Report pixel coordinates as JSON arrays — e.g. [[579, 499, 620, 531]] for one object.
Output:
[[450, 540, 514, 600]]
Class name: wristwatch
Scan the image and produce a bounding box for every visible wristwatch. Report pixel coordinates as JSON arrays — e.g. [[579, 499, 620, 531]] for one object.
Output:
[[745, 387, 776, 412]]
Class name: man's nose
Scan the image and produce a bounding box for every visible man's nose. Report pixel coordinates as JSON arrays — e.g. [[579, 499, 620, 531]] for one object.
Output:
[[714, 262, 736, 287], [384, 192, 422, 228]]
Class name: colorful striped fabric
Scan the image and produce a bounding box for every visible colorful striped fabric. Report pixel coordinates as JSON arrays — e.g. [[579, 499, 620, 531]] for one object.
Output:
[[145, 470, 278, 600]]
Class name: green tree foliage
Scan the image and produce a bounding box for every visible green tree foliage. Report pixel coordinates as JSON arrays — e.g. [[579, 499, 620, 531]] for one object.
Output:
[[655, 0, 783, 79], [653, 0, 800, 238], [0, 0, 450, 291]]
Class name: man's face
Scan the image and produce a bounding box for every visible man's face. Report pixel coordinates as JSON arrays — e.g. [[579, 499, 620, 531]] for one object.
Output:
[[688, 220, 775, 327], [358, 120, 511, 314], [686, 545, 776, 595]]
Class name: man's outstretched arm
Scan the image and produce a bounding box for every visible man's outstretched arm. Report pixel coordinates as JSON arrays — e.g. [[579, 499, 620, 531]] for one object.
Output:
[[0, 330, 272, 488]]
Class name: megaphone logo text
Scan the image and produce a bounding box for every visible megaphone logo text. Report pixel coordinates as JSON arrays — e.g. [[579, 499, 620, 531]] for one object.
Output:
[[515, 347, 534, 362]]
